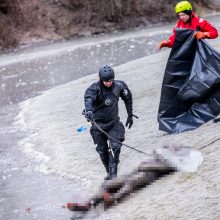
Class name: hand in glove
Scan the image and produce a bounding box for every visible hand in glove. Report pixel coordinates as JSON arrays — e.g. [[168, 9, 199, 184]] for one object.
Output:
[[85, 111, 94, 121], [194, 31, 210, 40], [159, 40, 170, 50], [126, 115, 133, 129]]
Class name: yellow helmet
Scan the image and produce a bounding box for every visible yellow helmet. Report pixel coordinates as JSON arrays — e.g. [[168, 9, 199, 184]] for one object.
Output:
[[175, 1, 192, 13]]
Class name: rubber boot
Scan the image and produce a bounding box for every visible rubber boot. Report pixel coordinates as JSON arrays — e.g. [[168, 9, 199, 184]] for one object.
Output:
[[102, 162, 110, 180], [99, 153, 110, 180], [109, 165, 117, 180], [104, 174, 111, 181]]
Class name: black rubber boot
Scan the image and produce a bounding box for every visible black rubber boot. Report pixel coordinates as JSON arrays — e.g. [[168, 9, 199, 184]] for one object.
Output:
[[98, 153, 110, 179], [104, 174, 111, 181], [109, 165, 117, 180]]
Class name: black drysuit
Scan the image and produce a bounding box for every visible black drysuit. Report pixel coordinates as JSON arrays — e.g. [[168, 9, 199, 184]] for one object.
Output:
[[84, 80, 133, 178]]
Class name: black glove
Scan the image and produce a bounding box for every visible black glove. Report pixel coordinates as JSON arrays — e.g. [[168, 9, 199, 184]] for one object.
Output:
[[126, 115, 133, 129], [85, 111, 94, 121]]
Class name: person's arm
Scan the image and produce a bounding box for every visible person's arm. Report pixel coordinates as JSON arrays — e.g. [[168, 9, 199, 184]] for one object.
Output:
[[194, 19, 218, 39], [204, 22, 218, 39], [159, 24, 177, 49], [84, 83, 98, 120], [168, 26, 177, 47], [119, 81, 133, 115], [119, 81, 134, 129]]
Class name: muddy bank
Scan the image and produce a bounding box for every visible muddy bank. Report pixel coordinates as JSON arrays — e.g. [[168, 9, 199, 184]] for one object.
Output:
[[0, 0, 217, 51]]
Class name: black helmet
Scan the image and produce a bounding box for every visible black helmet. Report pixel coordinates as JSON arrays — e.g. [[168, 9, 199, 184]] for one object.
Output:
[[99, 65, 115, 81]]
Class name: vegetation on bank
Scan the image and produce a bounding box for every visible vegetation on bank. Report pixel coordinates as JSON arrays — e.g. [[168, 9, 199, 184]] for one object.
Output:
[[0, 0, 217, 50]]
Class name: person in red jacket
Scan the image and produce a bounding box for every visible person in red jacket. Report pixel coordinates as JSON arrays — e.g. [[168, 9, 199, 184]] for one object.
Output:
[[159, 1, 218, 49]]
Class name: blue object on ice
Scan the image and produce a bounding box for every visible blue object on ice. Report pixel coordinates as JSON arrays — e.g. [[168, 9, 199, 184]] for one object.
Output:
[[77, 126, 87, 133]]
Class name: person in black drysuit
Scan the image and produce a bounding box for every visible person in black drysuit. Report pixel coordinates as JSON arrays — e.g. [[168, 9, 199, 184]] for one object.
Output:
[[84, 65, 135, 180]]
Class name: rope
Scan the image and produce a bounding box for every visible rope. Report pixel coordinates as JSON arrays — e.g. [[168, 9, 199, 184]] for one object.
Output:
[[86, 115, 220, 155], [199, 137, 220, 150], [91, 120, 151, 156]]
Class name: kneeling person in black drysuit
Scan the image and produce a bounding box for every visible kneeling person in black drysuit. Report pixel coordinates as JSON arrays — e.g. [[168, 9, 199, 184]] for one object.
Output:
[[84, 65, 135, 180]]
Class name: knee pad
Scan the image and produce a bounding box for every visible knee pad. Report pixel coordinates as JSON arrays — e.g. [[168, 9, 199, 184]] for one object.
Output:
[[111, 143, 121, 151]]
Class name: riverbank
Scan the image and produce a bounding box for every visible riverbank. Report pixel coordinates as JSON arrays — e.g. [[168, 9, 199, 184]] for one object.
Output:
[[0, 14, 220, 220]]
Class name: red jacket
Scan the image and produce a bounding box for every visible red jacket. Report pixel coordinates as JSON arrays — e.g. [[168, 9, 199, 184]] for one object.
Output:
[[167, 12, 218, 47]]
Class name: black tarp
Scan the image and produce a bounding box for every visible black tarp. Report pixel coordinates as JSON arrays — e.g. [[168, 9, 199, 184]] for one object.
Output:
[[158, 29, 220, 133]]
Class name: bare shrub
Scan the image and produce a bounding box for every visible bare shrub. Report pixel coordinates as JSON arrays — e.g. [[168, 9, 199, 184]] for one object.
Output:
[[0, 0, 218, 50]]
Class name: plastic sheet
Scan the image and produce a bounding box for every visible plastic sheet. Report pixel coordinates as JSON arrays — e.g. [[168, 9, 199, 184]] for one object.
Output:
[[158, 29, 220, 133]]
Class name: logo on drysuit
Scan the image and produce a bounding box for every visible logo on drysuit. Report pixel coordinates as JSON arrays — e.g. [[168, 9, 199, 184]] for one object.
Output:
[[105, 99, 112, 105], [123, 89, 128, 96]]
